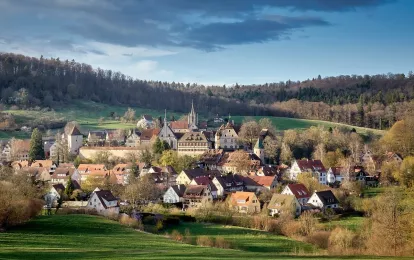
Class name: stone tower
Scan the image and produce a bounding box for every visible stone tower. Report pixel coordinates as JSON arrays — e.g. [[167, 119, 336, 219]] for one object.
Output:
[[68, 126, 83, 154], [254, 137, 265, 163], [188, 100, 198, 131]]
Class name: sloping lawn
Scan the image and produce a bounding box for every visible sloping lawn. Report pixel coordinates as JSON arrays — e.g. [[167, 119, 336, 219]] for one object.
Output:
[[0, 214, 400, 260]]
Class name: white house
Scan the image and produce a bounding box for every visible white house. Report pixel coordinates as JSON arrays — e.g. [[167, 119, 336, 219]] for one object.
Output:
[[44, 184, 65, 207], [136, 115, 154, 129], [212, 174, 244, 197], [86, 190, 119, 216], [289, 159, 327, 185], [125, 130, 141, 147], [268, 194, 301, 217], [327, 167, 345, 184], [214, 122, 239, 150], [163, 184, 186, 204], [281, 183, 311, 205], [308, 190, 339, 210]]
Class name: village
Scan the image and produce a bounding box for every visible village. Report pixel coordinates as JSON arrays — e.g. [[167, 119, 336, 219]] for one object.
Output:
[[0, 102, 402, 220]]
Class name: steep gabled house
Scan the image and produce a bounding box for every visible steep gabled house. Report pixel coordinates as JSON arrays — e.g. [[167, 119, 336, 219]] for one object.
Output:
[[77, 164, 106, 174], [327, 167, 345, 184], [125, 129, 141, 147], [218, 150, 262, 174], [289, 159, 327, 185], [44, 184, 65, 207], [189, 176, 218, 198], [170, 120, 189, 133], [199, 149, 224, 170], [176, 168, 209, 185], [214, 122, 239, 150], [140, 128, 160, 146], [112, 163, 132, 185], [245, 175, 278, 190], [10, 139, 30, 160], [163, 184, 186, 204], [105, 130, 125, 146], [281, 183, 311, 205], [87, 131, 106, 146], [183, 185, 213, 210], [308, 190, 339, 210], [212, 174, 245, 197], [229, 192, 260, 214], [177, 131, 211, 156], [268, 194, 301, 217], [86, 190, 119, 216], [50, 167, 77, 185]]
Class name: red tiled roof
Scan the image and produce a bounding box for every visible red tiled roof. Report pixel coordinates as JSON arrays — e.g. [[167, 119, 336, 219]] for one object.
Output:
[[286, 184, 310, 199], [140, 128, 160, 141], [296, 159, 326, 172], [170, 120, 188, 130], [246, 176, 275, 187]]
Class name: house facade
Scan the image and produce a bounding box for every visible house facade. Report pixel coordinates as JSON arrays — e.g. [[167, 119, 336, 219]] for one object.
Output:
[[229, 192, 260, 214], [212, 174, 244, 197], [176, 168, 209, 185], [281, 183, 310, 205], [177, 132, 211, 156], [268, 194, 301, 217], [308, 190, 339, 210], [327, 167, 345, 184], [68, 126, 83, 154], [214, 122, 239, 150], [86, 190, 119, 216], [163, 184, 186, 204], [125, 130, 141, 147], [183, 185, 213, 210], [289, 159, 327, 185]]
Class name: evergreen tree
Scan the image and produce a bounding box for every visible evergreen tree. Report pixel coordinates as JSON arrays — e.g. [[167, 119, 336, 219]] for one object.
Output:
[[29, 128, 44, 161], [65, 179, 75, 198], [152, 137, 166, 154]]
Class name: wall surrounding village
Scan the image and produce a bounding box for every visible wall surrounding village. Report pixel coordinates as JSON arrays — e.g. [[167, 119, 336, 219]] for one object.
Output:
[[79, 147, 143, 160]]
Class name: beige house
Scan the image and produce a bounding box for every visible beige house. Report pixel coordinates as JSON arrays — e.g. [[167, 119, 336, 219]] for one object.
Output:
[[176, 168, 209, 185], [268, 194, 301, 217], [177, 132, 211, 156], [183, 185, 213, 210], [214, 122, 239, 150], [229, 192, 260, 214]]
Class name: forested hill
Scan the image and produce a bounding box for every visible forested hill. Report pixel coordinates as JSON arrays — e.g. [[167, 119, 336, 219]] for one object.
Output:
[[0, 53, 275, 117], [1, 52, 413, 129]]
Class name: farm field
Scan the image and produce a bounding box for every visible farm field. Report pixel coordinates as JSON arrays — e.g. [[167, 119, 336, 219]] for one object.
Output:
[[0, 214, 403, 260], [231, 115, 385, 135], [1, 101, 384, 139]]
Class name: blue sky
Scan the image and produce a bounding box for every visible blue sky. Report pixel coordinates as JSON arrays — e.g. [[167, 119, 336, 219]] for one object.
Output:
[[0, 0, 413, 85]]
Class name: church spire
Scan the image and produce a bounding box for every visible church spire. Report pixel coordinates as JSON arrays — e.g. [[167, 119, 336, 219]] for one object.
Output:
[[191, 100, 195, 114]]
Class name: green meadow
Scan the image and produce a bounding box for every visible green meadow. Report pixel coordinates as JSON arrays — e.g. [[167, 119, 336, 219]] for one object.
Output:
[[0, 214, 403, 260]]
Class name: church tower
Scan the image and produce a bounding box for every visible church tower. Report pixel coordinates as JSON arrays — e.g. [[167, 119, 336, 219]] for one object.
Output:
[[188, 100, 198, 131], [254, 137, 265, 163]]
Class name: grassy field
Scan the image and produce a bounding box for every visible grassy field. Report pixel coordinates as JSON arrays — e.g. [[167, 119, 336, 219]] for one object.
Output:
[[1, 101, 384, 139], [318, 216, 366, 231], [231, 116, 385, 135], [0, 214, 401, 260], [164, 222, 316, 254]]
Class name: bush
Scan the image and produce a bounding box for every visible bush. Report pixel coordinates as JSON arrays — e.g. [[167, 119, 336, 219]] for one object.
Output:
[[281, 220, 300, 237], [196, 236, 214, 247], [215, 236, 231, 249], [328, 227, 356, 254], [119, 215, 143, 230], [55, 208, 98, 216], [183, 228, 193, 244], [306, 231, 331, 249], [170, 230, 183, 242]]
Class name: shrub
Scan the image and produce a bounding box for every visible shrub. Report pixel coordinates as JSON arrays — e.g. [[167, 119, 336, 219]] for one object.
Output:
[[328, 227, 356, 254], [183, 228, 193, 244], [119, 215, 143, 230], [155, 220, 164, 232], [215, 236, 231, 249], [281, 220, 300, 237], [196, 236, 214, 247], [306, 231, 331, 249], [170, 230, 183, 242]]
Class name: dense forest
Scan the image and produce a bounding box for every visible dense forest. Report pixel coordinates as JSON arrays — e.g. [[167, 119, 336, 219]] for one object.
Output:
[[1, 53, 413, 129]]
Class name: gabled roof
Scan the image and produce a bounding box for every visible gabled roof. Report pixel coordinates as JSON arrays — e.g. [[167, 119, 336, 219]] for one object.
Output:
[[246, 176, 275, 187], [286, 184, 310, 199], [329, 167, 343, 176], [52, 167, 75, 179], [268, 194, 296, 210], [69, 126, 82, 136], [31, 160, 54, 168], [200, 149, 224, 165], [315, 190, 339, 205], [183, 185, 208, 199], [52, 184, 65, 192], [140, 128, 160, 141], [58, 163, 75, 168], [11, 139, 30, 152], [214, 174, 245, 189], [230, 192, 257, 206], [171, 184, 186, 197], [95, 190, 118, 209], [296, 159, 326, 173], [256, 165, 279, 176], [179, 131, 208, 143], [88, 131, 106, 139], [191, 176, 218, 191], [181, 168, 208, 179], [170, 120, 188, 130], [112, 163, 128, 174], [77, 164, 106, 172]]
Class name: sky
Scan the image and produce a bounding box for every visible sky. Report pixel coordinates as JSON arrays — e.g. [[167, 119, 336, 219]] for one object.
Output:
[[0, 0, 413, 85]]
